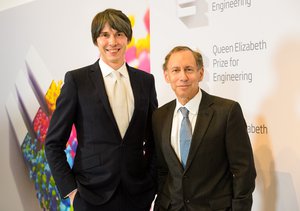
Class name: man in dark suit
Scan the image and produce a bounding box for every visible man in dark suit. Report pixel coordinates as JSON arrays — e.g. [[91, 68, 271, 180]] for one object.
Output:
[[152, 46, 256, 211], [45, 9, 157, 211]]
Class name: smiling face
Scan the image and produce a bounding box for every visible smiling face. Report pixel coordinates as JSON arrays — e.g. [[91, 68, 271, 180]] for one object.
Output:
[[164, 50, 204, 105], [96, 23, 129, 70]]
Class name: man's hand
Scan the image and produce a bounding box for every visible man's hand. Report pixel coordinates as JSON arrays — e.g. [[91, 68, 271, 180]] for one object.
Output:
[[68, 189, 78, 206]]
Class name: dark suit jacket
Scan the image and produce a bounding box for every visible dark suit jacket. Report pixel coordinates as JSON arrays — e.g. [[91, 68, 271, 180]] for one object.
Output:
[[45, 60, 158, 207], [152, 90, 256, 211]]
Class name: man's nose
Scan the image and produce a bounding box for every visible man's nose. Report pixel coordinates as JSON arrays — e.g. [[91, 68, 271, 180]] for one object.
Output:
[[109, 35, 117, 45], [179, 70, 188, 81]]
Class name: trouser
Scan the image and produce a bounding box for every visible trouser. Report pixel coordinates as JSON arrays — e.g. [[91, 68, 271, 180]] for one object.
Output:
[[73, 185, 151, 211]]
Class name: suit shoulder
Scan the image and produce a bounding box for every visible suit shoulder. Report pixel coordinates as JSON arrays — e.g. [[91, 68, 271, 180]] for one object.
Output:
[[153, 100, 175, 116], [211, 94, 236, 105], [63, 62, 97, 83], [206, 92, 242, 113], [129, 65, 154, 78], [67, 63, 94, 76]]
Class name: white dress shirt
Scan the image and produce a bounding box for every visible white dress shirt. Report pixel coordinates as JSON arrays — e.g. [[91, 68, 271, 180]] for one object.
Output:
[[99, 59, 134, 122], [171, 88, 202, 162]]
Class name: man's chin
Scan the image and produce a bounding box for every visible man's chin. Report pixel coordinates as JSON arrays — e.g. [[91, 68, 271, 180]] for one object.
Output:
[[176, 93, 189, 99], [107, 57, 121, 64]]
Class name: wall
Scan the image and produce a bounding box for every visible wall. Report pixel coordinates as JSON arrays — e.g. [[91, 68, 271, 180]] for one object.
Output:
[[150, 0, 300, 210], [0, 0, 300, 210]]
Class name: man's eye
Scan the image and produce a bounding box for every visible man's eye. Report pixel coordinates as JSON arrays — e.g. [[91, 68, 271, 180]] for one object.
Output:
[[100, 33, 109, 38], [117, 32, 125, 37]]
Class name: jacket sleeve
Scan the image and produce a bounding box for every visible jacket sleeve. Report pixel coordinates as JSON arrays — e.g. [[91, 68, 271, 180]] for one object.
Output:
[[148, 74, 158, 181], [45, 71, 78, 198], [225, 102, 256, 211], [152, 110, 169, 194]]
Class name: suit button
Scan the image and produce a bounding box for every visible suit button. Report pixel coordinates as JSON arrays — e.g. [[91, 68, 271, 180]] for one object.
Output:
[[185, 199, 190, 203]]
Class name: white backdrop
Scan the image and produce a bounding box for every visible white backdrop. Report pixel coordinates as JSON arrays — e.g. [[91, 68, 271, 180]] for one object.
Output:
[[150, 0, 300, 210], [0, 0, 300, 210]]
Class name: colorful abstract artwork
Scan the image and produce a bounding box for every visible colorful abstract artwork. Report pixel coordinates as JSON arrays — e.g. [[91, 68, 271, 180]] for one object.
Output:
[[126, 8, 150, 73], [21, 80, 78, 211]]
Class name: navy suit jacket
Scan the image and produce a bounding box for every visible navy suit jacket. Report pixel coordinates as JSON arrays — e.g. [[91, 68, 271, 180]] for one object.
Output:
[[152, 90, 256, 211], [45, 60, 158, 207]]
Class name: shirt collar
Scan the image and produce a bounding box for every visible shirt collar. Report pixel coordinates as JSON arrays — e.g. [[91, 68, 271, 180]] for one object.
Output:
[[175, 88, 202, 115], [99, 59, 128, 78]]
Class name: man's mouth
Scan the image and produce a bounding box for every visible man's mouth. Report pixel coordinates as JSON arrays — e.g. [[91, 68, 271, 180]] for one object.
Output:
[[106, 48, 120, 53], [178, 84, 189, 88]]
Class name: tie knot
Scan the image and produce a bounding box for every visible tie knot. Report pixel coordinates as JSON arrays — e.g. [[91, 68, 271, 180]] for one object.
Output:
[[179, 107, 189, 117], [112, 71, 122, 80]]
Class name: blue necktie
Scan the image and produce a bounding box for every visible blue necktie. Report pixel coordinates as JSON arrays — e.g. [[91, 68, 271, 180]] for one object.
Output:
[[179, 107, 192, 168]]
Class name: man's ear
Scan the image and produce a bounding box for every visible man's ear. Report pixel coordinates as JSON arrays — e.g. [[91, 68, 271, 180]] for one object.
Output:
[[199, 67, 204, 82], [164, 70, 170, 83]]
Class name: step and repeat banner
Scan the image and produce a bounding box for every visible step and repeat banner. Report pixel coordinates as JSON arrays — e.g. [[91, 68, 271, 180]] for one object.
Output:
[[0, 0, 299, 210], [150, 0, 300, 210]]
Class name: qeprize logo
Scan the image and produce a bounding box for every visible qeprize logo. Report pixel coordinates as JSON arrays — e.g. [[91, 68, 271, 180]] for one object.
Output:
[[176, 0, 208, 28]]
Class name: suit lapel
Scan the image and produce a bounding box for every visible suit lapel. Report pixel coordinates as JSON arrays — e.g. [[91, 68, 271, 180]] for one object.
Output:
[[88, 60, 117, 128], [161, 101, 185, 171], [185, 91, 214, 171], [88, 62, 145, 139], [126, 64, 140, 126]]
